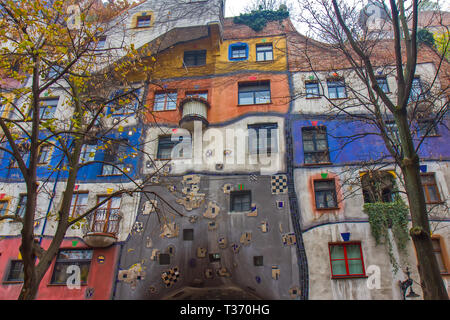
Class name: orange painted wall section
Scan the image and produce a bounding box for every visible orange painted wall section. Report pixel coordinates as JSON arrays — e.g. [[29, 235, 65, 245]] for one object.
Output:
[[0, 237, 118, 300], [145, 72, 290, 125]]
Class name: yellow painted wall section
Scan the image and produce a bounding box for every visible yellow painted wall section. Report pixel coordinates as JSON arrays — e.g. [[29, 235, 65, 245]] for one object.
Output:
[[216, 36, 287, 74], [138, 34, 287, 81]]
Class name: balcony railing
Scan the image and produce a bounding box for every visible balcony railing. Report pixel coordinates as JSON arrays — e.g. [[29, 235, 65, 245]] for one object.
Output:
[[83, 208, 121, 248]]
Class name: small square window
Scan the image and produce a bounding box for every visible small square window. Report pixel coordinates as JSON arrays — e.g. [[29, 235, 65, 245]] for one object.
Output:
[[230, 191, 251, 212], [314, 180, 338, 209], [159, 253, 170, 265], [153, 92, 177, 111], [183, 229, 194, 241], [329, 242, 366, 278], [253, 256, 264, 266], [209, 253, 220, 262], [305, 81, 320, 98], [184, 50, 206, 67], [256, 44, 273, 61], [157, 135, 190, 160], [327, 79, 347, 99], [136, 15, 152, 28], [230, 44, 248, 60]]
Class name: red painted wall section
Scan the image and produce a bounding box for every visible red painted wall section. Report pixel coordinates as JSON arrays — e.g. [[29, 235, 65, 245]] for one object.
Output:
[[0, 237, 118, 300]]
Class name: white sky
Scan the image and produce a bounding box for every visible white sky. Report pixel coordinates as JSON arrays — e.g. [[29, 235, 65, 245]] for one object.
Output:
[[225, 0, 248, 17]]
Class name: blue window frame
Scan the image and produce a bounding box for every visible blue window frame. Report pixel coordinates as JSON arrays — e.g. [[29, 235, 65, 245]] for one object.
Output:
[[229, 43, 249, 61], [327, 79, 347, 99], [238, 81, 270, 105], [376, 76, 389, 93], [136, 15, 152, 28], [305, 81, 320, 98]]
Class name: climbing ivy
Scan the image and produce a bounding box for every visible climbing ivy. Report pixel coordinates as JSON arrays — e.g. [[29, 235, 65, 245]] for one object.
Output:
[[363, 199, 410, 273], [417, 29, 435, 47], [233, 8, 289, 32]]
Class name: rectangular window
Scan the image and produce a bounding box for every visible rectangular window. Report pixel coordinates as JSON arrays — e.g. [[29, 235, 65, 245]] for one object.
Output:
[[183, 50, 206, 67], [305, 81, 320, 98], [156, 135, 189, 160], [47, 66, 64, 79], [101, 140, 128, 176], [136, 15, 152, 28], [314, 180, 338, 209], [238, 81, 270, 105], [51, 249, 93, 285], [185, 91, 208, 100], [376, 76, 389, 93], [361, 171, 395, 203], [96, 36, 106, 49], [5, 260, 24, 282], [247, 123, 278, 155], [153, 92, 177, 111], [410, 77, 424, 101], [327, 79, 347, 99], [37, 97, 58, 120], [302, 127, 330, 164], [329, 242, 365, 278], [15, 194, 27, 217], [230, 191, 251, 212], [70, 193, 89, 218], [0, 200, 8, 216], [230, 45, 247, 59], [37, 145, 52, 164], [418, 119, 438, 137], [421, 173, 441, 204], [109, 89, 141, 115], [91, 196, 121, 235], [10, 142, 30, 168], [256, 44, 273, 61], [431, 238, 447, 273], [80, 144, 96, 164]]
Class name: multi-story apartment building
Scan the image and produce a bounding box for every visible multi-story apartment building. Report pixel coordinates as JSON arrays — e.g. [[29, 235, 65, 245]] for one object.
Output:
[[0, 0, 448, 300]]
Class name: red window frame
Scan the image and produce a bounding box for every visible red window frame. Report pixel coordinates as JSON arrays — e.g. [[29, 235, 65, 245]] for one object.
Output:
[[328, 241, 366, 279]]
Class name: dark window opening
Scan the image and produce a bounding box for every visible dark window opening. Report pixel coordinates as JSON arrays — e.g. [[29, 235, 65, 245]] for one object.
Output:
[[302, 126, 330, 164], [361, 171, 396, 203], [5, 260, 24, 282], [230, 191, 251, 212], [256, 44, 273, 61], [136, 15, 152, 28], [305, 81, 320, 98], [183, 50, 206, 67], [159, 253, 170, 265], [421, 173, 441, 204], [50, 249, 93, 285], [253, 256, 264, 266], [248, 123, 278, 155], [209, 253, 220, 262], [327, 79, 347, 99], [183, 229, 194, 241], [314, 180, 338, 209], [238, 81, 270, 105]]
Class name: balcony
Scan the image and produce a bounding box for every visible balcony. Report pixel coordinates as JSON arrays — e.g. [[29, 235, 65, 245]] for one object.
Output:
[[83, 208, 121, 248], [179, 97, 210, 131]]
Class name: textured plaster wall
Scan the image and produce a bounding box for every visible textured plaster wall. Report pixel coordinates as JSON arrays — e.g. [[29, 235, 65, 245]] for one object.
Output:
[[113, 174, 301, 300]]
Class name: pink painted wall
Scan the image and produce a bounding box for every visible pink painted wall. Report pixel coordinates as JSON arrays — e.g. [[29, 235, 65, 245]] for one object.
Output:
[[0, 237, 118, 300]]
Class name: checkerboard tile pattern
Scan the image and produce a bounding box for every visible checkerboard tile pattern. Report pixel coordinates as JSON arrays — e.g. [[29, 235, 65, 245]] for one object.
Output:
[[271, 175, 288, 194]]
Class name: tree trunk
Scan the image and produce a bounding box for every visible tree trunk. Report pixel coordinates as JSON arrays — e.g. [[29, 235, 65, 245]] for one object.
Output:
[[396, 111, 448, 300], [400, 159, 449, 299]]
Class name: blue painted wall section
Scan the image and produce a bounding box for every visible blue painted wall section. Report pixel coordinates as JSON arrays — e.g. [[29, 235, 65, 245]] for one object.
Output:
[[292, 118, 450, 166]]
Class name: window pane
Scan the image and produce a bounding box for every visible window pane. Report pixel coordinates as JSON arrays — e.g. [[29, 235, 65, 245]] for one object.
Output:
[[331, 260, 347, 275], [255, 90, 270, 104], [153, 94, 165, 111], [434, 252, 446, 273], [0, 201, 7, 215], [346, 245, 362, 259], [166, 93, 177, 110], [348, 259, 364, 275], [330, 245, 345, 259], [238, 91, 254, 105]]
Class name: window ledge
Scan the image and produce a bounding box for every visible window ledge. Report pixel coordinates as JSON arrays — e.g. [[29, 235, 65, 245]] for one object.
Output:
[[237, 102, 272, 107], [316, 207, 340, 211], [305, 96, 322, 100], [255, 60, 274, 63], [331, 275, 368, 280], [47, 283, 88, 287], [2, 281, 23, 285], [97, 174, 124, 177], [422, 135, 441, 138], [302, 162, 333, 167], [329, 97, 348, 100], [426, 201, 446, 205]]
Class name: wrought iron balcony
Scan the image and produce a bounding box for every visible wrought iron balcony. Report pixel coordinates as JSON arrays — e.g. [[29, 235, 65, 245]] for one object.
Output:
[[83, 208, 121, 248]]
